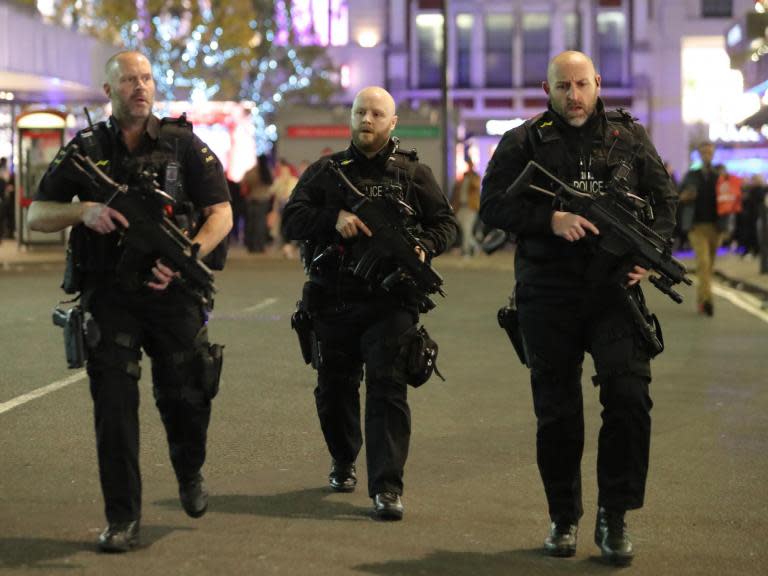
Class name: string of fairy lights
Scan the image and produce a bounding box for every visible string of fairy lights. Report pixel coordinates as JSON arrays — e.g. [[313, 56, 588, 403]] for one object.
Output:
[[49, 0, 335, 154]]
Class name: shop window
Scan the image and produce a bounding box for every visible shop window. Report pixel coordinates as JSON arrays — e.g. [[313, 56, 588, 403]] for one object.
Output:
[[564, 12, 581, 51], [523, 13, 550, 86], [701, 0, 733, 18], [597, 11, 626, 86], [417, 13, 444, 89], [485, 13, 514, 88], [456, 14, 473, 88], [277, 0, 348, 46]]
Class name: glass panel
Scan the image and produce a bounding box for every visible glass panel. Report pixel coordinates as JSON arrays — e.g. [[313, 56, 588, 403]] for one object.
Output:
[[564, 12, 581, 51], [276, 0, 348, 46], [523, 13, 550, 86], [597, 11, 625, 86], [417, 13, 444, 89], [701, 0, 732, 18], [456, 13, 473, 88], [485, 13, 514, 88]]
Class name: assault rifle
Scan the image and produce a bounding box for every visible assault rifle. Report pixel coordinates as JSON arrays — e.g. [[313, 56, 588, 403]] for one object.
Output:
[[508, 160, 691, 303], [327, 160, 445, 310], [67, 145, 216, 305]]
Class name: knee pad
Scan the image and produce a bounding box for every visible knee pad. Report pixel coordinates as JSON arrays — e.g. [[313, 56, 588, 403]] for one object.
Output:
[[86, 331, 142, 380]]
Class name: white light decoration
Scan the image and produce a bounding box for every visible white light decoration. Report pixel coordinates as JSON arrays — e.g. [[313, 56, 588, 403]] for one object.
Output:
[[357, 29, 380, 48], [340, 64, 350, 88], [682, 40, 748, 126], [486, 118, 526, 135]]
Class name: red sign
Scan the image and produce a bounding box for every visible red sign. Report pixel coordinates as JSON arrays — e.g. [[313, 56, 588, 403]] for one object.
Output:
[[286, 125, 350, 139]]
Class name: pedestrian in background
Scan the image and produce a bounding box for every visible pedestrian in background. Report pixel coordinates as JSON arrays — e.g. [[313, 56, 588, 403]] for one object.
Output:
[[242, 154, 274, 253], [679, 142, 721, 316], [452, 158, 481, 257]]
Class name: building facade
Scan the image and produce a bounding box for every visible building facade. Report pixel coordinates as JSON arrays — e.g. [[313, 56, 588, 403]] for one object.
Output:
[[278, 0, 761, 189]]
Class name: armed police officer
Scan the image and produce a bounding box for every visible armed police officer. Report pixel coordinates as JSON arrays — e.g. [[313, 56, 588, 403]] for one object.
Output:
[[282, 86, 458, 520], [480, 51, 677, 564], [28, 50, 232, 552]]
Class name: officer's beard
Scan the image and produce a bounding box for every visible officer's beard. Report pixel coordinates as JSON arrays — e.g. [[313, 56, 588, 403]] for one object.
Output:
[[352, 130, 390, 157]]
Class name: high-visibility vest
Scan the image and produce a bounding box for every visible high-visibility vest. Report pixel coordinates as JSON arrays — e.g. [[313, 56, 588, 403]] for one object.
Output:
[[716, 173, 743, 216]]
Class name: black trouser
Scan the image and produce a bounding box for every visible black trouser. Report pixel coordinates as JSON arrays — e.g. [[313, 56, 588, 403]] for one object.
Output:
[[517, 283, 653, 523], [312, 295, 417, 497], [245, 199, 271, 252], [84, 281, 212, 524]]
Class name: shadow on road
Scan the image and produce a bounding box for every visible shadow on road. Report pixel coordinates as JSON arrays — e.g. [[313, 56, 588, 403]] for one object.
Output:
[[355, 548, 623, 575], [155, 487, 369, 522], [0, 525, 187, 569]]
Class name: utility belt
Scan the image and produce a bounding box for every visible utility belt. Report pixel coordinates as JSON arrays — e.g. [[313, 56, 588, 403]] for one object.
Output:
[[290, 280, 443, 387]]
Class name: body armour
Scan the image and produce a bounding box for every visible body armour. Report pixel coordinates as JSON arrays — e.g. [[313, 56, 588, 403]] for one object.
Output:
[[38, 114, 226, 280], [308, 143, 422, 287], [479, 99, 677, 289]]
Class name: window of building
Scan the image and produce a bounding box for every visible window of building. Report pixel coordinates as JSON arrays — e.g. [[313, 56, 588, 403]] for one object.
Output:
[[701, 0, 733, 18], [485, 13, 514, 88], [596, 11, 626, 86], [564, 12, 581, 51], [416, 13, 444, 89], [278, 0, 349, 46], [523, 13, 550, 86], [456, 14, 473, 88]]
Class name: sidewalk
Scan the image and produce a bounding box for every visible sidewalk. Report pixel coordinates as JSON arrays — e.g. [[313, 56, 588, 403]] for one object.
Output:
[[2, 237, 767, 298]]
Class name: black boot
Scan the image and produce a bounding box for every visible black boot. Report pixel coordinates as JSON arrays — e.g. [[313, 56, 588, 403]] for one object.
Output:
[[594, 507, 633, 565], [179, 473, 209, 518], [97, 520, 140, 553], [544, 521, 578, 557], [329, 460, 357, 492], [373, 492, 404, 521]]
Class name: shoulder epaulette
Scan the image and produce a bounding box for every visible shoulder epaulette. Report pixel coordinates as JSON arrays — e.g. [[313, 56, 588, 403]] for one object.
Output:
[[330, 149, 352, 165], [530, 112, 560, 143], [77, 120, 108, 162], [393, 147, 419, 163], [606, 108, 637, 124], [160, 112, 193, 130]]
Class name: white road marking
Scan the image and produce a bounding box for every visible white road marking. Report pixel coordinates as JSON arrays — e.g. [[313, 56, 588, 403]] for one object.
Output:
[[0, 298, 281, 417], [712, 284, 768, 325], [0, 371, 87, 415], [242, 297, 278, 314]]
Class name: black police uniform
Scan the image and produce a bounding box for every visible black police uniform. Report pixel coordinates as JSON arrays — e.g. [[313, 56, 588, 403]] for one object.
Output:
[[480, 99, 677, 523], [282, 139, 458, 497], [35, 114, 230, 524]]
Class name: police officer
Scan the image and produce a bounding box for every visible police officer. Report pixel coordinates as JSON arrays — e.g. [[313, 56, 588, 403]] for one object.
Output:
[[28, 51, 232, 552], [282, 86, 458, 520], [480, 51, 677, 564]]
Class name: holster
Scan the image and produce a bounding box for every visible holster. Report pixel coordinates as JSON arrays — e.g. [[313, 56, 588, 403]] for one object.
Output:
[[193, 327, 224, 400], [625, 286, 664, 358], [52, 305, 100, 369], [291, 281, 323, 367], [291, 301, 315, 366], [497, 305, 528, 366]]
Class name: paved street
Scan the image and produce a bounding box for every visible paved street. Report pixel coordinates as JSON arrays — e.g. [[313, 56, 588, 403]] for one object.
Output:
[[1, 253, 767, 575]]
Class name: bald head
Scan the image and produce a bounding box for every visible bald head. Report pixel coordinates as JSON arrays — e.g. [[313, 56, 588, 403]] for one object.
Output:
[[350, 86, 398, 158], [547, 51, 597, 85], [543, 51, 601, 127], [103, 50, 155, 127]]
